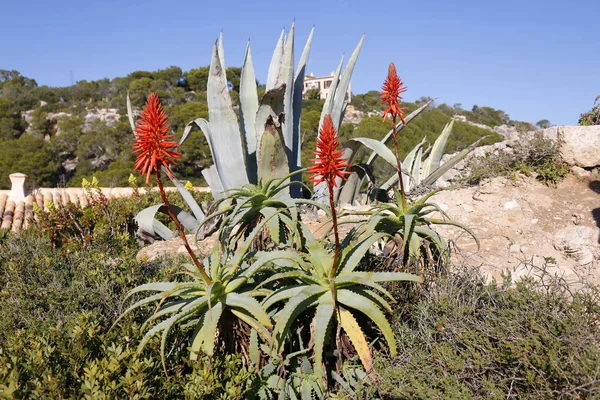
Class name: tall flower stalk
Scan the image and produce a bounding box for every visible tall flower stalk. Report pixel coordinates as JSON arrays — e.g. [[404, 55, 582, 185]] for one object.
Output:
[[308, 114, 351, 277], [381, 63, 408, 211], [133, 93, 211, 284]]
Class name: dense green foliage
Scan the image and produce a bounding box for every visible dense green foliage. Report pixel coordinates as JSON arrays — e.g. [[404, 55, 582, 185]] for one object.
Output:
[[0, 67, 534, 191], [374, 267, 600, 399]]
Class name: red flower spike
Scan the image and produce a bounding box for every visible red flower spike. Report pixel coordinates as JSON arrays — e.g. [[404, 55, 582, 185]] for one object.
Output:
[[308, 115, 352, 188], [380, 63, 407, 125], [133, 93, 181, 184]]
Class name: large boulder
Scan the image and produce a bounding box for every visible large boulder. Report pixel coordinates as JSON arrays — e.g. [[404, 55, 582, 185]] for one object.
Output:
[[557, 125, 600, 167]]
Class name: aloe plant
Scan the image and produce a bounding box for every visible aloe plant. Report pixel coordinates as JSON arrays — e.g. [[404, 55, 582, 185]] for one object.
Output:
[[365, 188, 479, 268], [116, 214, 300, 372], [260, 226, 422, 386]]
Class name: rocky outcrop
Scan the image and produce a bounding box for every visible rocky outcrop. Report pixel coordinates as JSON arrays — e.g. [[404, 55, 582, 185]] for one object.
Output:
[[83, 108, 120, 132], [556, 126, 600, 168]]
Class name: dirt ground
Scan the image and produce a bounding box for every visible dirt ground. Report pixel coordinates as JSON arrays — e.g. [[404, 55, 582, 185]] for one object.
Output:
[[430, 174, 600, 285], [138, 173, 600, 285]]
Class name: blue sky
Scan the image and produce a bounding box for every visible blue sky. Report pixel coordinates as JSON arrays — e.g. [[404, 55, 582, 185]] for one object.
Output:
[[1, 0, 597, 125]]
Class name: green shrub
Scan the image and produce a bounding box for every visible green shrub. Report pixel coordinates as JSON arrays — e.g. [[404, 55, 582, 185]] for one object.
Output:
[[459, 133, 569, 187], [374, 267, 600, 399]]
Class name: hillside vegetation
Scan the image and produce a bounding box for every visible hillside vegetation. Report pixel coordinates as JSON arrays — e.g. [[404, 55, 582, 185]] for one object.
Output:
[[0, 68, 531, 190]]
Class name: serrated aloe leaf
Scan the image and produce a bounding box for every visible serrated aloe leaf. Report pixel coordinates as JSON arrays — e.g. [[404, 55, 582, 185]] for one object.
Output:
[[207, 41, 249, 189], [257, 116, 290, 191], [240, 41, 260, 184], [338, 308, 374, 378], [313, 295, 335, 384], [336, 289, 397, 357], [266, 29, 285, 91], [339, 232, 388, 274], [422, 118, 454, 178], [200, 300, 224, 356], [225, 293, 272, 328]]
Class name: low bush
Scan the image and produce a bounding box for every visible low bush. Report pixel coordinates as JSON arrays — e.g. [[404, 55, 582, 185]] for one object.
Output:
[[374, 267, 600, 399], [459, 133, 569, 187]]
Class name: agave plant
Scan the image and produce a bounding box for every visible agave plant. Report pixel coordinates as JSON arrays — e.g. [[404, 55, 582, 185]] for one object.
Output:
[[132, 25, 364, 239], [260, 225, 422, 386]]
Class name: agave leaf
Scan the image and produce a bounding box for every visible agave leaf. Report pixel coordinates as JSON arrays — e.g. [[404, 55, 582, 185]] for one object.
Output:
[[421, 119, 454, 178], [336, 289, 397, 357], [255, 85, 286, 160], [313, 295, 335, 384], [319, 56, 344, 129], [365, 100, 434, 167], [330, 35, 364, 131], [207, 41, 249, 189], [338, 308, 374, 378], [421, 136, 488, 187], [126, 91, 136, 132], [277, 22, 296, 176], [240, 41, 260, 184], [134, 205, 175, 240], [218, 31, 226, 70], [257, 116, 290, 187], [350, 137, 397, 167], [291, 26, 315, 196], [162, 166, 205, 223], [266, 29, 285, 90]]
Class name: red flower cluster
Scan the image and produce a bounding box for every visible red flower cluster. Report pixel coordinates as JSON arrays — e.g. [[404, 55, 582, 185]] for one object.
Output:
[[380, 63, 407, 125], [308, 115, 351, 188], [133, 93, 181, 184]]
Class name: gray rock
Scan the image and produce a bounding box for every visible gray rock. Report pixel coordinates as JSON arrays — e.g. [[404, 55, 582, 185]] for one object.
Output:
[[558, 125, 600, 168], [553, 226, 596, 265]]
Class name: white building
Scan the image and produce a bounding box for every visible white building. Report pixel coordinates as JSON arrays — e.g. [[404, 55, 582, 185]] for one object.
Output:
[[302, 72, 351, 101]]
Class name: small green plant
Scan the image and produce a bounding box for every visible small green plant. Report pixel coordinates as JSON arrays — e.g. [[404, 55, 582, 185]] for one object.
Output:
[[578, 95, 600, 126]]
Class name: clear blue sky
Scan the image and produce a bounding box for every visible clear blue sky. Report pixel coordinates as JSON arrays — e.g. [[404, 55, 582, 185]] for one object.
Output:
[[1, 0, 597, 125]]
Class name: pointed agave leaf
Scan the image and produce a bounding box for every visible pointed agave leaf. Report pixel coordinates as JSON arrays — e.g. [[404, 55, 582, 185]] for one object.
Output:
[[201, 165, 225, 200], [313, 295, 335, 384], [422, 119, 454, 178], [319, 56, 344, 129], [239, 42, 260, 184], [277, 23, 296, 175], [365, 99, 434, 167], [337, 289, 397, 357], [266, 29, 285, 90], [126, 91, 136, 132], [162, 166, 205, 223], [329, 35, 364, 131], [207, 41, 249, 189], [350, 137, 397, 167], [257, 116, 290, 185], [255, 85, 286, 159], [421, 136, 488, 187], [338, 308, 374, 378], [291, 26, 314, 195]]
